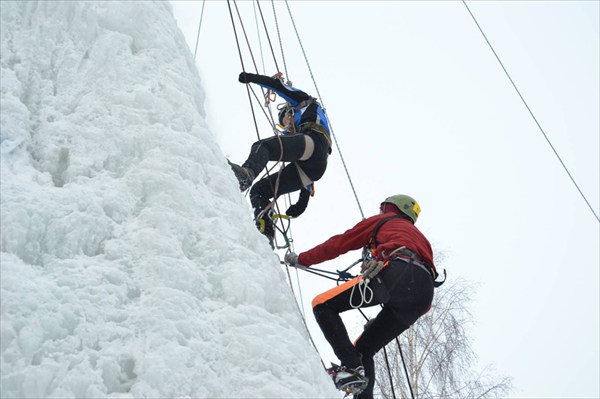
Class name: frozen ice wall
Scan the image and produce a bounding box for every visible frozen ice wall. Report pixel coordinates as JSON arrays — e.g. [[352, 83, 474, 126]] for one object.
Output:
[[0, 1, 335, 397]]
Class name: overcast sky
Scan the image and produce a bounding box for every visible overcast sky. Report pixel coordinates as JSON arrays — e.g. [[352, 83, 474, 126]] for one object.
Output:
[[171, 1, 599, 397]]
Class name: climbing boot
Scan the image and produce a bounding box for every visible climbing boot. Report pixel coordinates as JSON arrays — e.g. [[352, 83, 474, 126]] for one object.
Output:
[[327, 364, 368, 395], [228, 160, 255, 191], [256, 209, 275, 249]]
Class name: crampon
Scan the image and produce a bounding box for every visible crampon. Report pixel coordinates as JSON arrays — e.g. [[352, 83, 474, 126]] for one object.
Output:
[[327, 364, 368, 396]]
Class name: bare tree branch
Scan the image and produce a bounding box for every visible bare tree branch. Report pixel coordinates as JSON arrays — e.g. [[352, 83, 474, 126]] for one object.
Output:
[[373, 267, 512, 398]]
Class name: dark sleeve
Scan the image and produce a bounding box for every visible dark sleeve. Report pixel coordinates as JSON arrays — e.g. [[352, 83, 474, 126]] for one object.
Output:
[[246, 73, 311, 106], [285, 189, 311, 218]]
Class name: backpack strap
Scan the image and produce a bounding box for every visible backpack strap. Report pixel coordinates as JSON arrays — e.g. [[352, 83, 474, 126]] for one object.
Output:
[[366, 214, 446, 288], [369, 215, 404, 250]]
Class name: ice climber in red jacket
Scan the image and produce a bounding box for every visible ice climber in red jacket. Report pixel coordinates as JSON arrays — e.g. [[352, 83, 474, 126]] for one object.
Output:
[[285, 194, 438, 398]]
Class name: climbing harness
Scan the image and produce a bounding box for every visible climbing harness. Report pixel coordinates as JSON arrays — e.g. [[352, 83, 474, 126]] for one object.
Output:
[[277, 97, 318, 135], [299, 121, 332, 150], [366, 214, 446, 287], [385, 247, 447, 287]]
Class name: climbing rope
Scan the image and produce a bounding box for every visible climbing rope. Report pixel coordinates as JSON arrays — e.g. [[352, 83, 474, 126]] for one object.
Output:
[[349, 279, 374, 309], [231, 0, 282, 131], [283, 0, 365, 219], [272, 0, 290, 80], [281, 258, 329, 371], [227, 0, 293, 242], [382, 345, 398, 399], [225, 3, 399, 395], [396, 335, 415, 399], [232, 1, 262, 77], [357, 307, 414, 399], [193, 0, 206, 60], [463, 0, 599, 224], [227, 1, 262, 143], [255, 0, 282, 74]]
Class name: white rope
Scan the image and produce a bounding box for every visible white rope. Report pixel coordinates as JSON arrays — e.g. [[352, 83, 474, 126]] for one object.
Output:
[[349, 279, 374, 309], [253, 0, 267, 75]]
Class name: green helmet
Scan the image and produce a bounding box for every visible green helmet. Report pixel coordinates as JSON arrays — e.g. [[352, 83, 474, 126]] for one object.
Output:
[[382, 194, 421, 223]]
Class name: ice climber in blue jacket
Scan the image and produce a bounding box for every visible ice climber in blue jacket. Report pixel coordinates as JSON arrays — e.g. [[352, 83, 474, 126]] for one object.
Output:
[[229, 72, 332, 247]]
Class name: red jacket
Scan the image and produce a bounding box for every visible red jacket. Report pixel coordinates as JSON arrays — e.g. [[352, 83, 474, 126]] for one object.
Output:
[[298, 212, 436, 273]]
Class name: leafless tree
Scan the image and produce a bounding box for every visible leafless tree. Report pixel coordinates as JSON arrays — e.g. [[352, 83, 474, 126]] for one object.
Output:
[[372, 277, 512, 398]]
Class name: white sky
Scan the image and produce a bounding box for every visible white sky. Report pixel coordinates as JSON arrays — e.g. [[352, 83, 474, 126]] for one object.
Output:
[[171, 1, 599, 398], [0, 2, 336, 397]]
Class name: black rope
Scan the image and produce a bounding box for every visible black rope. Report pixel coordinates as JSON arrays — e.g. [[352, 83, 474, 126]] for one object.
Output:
[[227, 0, 262, 143], [279, 264, 357, 282], [233, 2, 280, 128], [356, 305, 408, 399], [228, 1, 289, 229], [282, 258, 329, 372], [254, 0, 281, 73], [232, 1, 261, 75], [256, 0, 296, 222], [463, 0, 599, 224], [247, 84, 280, 130], [228, 1, 284, 226], [396, 336, 415, 399], [382, 345, 398, 399], [271, 0, 290, 79]]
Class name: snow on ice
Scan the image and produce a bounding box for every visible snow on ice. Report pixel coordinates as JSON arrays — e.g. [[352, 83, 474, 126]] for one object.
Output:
[[0, 1, 337, 397]]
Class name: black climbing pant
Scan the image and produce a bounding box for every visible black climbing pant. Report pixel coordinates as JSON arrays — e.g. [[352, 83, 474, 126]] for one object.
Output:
[[312, 259, 434, 399], [242, 130, 329, 218]]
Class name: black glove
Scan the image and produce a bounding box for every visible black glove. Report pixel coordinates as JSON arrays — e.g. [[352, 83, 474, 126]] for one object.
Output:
[[286, 189, 310, 218], [238, 72, 256, 84]]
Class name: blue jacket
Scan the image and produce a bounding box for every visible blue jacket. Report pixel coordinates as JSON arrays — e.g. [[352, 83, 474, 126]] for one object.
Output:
[[243, 73, 331, 136]]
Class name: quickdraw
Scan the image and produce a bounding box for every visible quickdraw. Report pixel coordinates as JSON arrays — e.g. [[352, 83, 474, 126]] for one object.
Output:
[[257, 212, 293, 250], [264, 90, 277, 106], [263, 72, 284, 107]]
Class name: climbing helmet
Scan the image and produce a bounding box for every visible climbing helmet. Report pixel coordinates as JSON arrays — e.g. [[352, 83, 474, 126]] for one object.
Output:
[[381, 194, 421, 223], [277, 103, 293, 126]]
